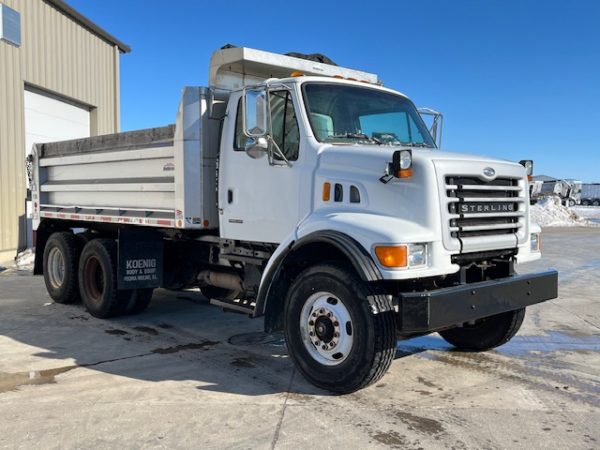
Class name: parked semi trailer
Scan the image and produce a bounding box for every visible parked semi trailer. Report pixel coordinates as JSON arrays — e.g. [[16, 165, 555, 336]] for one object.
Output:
[[581, 183, 600, 206], [30, 46, 558, 393]]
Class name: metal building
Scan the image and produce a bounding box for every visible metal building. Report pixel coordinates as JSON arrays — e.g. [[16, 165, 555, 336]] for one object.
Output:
[[0, 0, 129, 262]]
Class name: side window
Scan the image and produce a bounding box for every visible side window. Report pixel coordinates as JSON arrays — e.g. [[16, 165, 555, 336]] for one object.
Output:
[[233, 99, 245, 151], [269, 90, 300, 161], [233, 91, 300, 161]]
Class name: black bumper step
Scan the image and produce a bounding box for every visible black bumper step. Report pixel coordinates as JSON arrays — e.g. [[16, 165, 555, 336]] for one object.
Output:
[[397, 270, 558, 332]]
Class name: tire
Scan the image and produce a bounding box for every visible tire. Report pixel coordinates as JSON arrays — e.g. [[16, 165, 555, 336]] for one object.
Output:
[[439, 308, 526, 351], [582, 200, 590, 206], [43, 232, 83, 304], [78, 239, 129, 318], [568, 199, 575, 207], [283, 263, 396, 394], [124, 288, 154, 315], [593, 200, 600, 207]]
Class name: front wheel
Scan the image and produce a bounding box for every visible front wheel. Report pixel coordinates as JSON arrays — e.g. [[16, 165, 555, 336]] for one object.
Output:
[[284, 264, 396, 394], [439, 308, 526, 351]]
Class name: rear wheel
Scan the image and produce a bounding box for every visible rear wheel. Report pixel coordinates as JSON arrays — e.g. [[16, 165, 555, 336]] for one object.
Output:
[[582, 199, 590, 206], [439, 308, 526, 351], [593, 200, 600, 206], [43, 232, 82, 304], [78, 239, 129, 318], [284, 264, 396, 394]]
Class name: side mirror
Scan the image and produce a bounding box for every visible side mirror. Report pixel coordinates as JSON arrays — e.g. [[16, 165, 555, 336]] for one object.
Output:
[[244, 137, 268, 159], [519, 160, 534, 176], [243, 88, 268, 137], [418, 107, 443, 148]]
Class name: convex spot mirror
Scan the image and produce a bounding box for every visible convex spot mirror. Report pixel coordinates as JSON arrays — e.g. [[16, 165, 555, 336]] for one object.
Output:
[[244, 88, 268, 137], [245, 137, 268, 159]]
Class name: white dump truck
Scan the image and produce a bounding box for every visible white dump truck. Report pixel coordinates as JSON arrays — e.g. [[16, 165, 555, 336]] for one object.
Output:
[[30, 46, 557, 393]]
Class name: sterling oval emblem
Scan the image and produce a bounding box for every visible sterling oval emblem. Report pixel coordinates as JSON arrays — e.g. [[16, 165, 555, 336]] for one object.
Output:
[[483, 167, 496, 177]]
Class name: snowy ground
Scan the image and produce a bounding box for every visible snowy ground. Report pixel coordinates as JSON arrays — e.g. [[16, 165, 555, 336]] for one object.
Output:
[[572, 206, 600, 224]]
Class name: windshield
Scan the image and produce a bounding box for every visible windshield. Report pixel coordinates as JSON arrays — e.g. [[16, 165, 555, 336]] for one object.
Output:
[[302, 83, 435, 148]]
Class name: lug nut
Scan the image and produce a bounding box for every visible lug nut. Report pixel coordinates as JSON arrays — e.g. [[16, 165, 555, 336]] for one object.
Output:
[[309, 331, 314, 336], [314, 341, 320, 346], [322, 345, 327, 350], [334, 332, 339, 338], [309, 320, 314, 326], [327, 313, 332, 318]]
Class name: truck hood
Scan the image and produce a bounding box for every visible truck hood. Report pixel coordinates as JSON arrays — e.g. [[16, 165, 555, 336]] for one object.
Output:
[[317, 144, 520, 168], [313, 143, 529, 255]]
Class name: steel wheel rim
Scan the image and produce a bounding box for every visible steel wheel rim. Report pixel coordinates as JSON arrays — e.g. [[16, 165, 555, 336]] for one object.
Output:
[[300, 292, 354, 366], [47, 247, 65, 289]]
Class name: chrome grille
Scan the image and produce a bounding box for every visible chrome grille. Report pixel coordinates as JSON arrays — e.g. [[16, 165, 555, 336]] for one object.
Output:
[[446, 176, 525, 239]]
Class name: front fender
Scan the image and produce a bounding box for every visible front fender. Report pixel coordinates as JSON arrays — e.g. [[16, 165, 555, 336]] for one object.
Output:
[[254, 227, 382, 319], [298, 211, 458, 280]]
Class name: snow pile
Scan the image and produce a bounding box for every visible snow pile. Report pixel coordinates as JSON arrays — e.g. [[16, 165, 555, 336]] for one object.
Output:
[[15, 248, 35, 269], [531, 197, 594, 227]]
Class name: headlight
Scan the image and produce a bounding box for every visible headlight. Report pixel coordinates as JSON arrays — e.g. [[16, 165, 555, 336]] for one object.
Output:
[[374, 243, 427, 269], [530, 233, 540, 252], [407, 243, 427, 267]]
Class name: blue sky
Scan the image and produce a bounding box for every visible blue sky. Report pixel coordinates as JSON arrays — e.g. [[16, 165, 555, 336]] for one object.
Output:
[[69, 0, 600, 182]]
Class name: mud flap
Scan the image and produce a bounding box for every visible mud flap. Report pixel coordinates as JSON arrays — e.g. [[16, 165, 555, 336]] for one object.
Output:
[[117, 229, 163, 289]]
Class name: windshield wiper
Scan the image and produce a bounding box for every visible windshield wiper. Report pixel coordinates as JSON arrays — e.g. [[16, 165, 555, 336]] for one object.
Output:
[[400, 141, 432, 148], [328, 133, 382, 145]]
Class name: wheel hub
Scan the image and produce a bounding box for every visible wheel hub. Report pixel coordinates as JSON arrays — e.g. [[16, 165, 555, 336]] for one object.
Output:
[[309, 309, 340, 349], [300, 293, 353, 366]]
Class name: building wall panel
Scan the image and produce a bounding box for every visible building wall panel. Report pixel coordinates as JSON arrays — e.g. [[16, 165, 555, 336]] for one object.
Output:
[[0, 0, 120, 257]]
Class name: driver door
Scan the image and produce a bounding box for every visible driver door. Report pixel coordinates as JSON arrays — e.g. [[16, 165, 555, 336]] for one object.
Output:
[[219, 90, 305, 244]]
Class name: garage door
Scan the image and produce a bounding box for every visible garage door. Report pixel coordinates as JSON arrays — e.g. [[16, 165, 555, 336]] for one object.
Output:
[[23, 88, 91, 248], [24, 88, 90, 157]]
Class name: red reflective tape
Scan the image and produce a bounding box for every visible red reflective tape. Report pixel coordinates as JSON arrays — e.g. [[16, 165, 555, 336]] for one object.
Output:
[[70, 214, 80, 219], [57, 213, 66, 219], [157, 219, 172, 226], [100, 216, 112, 222]]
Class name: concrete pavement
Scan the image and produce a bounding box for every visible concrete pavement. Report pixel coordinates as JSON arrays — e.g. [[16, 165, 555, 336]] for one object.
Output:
[[0, 228, 599, 449]]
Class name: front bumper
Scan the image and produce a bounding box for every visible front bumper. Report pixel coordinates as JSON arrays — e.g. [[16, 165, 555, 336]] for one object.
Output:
[[397, 270, 558, 332]]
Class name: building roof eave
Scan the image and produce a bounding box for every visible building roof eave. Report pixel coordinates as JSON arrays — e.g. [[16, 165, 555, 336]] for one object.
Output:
[[45, 0, 131, 53]]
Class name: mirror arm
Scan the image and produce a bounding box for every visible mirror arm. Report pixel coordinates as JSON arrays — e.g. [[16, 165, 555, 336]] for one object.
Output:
[[267, 136, 292, 167]]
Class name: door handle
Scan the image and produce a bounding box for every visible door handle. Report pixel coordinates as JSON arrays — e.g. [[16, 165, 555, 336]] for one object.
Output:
[[227, 189, 233, 204]]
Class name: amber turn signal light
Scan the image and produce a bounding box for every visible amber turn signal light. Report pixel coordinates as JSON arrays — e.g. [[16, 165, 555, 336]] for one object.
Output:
[[322, 182, 331, 201], [375, 245, 408, 268]]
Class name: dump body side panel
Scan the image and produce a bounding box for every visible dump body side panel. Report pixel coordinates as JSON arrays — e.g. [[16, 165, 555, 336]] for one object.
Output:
[[32, 87, 218, 231]]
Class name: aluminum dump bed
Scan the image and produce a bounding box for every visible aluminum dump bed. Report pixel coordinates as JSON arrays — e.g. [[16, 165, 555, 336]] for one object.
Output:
[[31, 87, 219, 230]]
